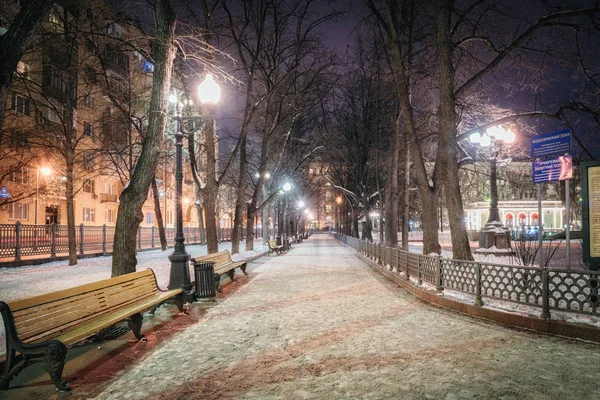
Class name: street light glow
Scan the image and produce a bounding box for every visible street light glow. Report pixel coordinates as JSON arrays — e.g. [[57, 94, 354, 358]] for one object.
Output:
[[480, 133, 491, 147], [40, 167, 52, 176], [283, 182, 292, 191], [469, 132, 481, 143], [304, 209, 310, 215], [198, 74, 221, 104], [298, 200, 305, 208], [336, 196, 342, 204]]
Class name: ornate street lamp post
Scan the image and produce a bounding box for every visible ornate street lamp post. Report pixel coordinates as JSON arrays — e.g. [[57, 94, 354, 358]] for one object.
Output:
[[469, 125, 516, 252], [168, 74, 220, 293]]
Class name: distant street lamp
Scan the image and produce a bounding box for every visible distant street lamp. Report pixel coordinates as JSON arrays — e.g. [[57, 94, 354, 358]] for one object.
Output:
[[168, 74, 220, 293], [35, 167, 52, 225], [469, 125, 516, 251], [469, 125, 516, 224]]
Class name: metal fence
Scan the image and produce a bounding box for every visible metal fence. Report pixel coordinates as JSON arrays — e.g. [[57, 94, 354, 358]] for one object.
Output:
[[0, 222, 266, 263], [333, 233, 599, 320]]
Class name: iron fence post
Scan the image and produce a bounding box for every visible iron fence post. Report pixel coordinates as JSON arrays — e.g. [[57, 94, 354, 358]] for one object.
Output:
[[15, 222, 21, 261], [435, 255, 443, 293], [51, 223, 57, 258], [79, 224, 85, 254], [417, 254, 422, 285], [101, 224, 107, 255], [151, 226, 155, 249], [541, 268, 551, 319], [137, 226, 142, 250], [475, 262, 483, 306]]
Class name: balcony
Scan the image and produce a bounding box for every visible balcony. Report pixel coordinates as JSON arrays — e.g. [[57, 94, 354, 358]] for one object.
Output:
[[100, 193, 118, 203]]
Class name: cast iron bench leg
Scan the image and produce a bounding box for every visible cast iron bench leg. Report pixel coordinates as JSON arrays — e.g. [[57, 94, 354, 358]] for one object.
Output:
[[45, 340, 70, 391], [227, 269, 236, 282], [241, 265, 248, 275], [127, 313, 145, 341], [214, 273, 222, 292]]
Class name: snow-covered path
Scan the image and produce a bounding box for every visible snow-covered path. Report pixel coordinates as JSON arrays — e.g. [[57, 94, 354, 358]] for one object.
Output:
[[0, 241, 268, 355], [93, 235, 600, 400]]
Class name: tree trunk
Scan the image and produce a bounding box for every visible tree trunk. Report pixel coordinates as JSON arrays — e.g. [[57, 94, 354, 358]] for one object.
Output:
[[0, 0, 54, 130], [195, 184, 206, 244], [262, 190, 270, 245], [384, 114, 401, 247], [65, 157, 77, 266], [151, 176, 167, 250], [402, 137, 410, 250], [112, 0, 176, 276], [201, 116, 219, 254], [436, 0, 472, 260], [203, 188, 218, 253], [231, 136, 247, 254]]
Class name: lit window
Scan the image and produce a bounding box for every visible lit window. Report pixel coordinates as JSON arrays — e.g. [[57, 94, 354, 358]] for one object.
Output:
[[8, 202, 29, 220], [9, 168, 29, 184], [105, 209, 116, 223], [104, 183, 115, 195], [83, 207, 95, 222], [84, 94, 94, 108], [146, 213, 154, 224], [16, 62, 30, 79]]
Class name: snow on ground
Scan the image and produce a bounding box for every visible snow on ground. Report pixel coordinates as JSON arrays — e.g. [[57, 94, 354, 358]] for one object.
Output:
[[0, 241, 268, 355], [93, 235, 600, 399]]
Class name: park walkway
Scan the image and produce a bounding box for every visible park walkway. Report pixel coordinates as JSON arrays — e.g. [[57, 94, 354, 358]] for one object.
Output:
[[88, 235, 599, 399]]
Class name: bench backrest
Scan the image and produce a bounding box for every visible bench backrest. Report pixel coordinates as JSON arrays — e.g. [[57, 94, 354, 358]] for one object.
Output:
[[6, 269, 160, 344], [192, 250, 232, 267], [269, 240, 277, 248]]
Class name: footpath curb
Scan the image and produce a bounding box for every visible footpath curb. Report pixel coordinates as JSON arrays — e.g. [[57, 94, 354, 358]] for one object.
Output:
[[354, 249, 600, 344]]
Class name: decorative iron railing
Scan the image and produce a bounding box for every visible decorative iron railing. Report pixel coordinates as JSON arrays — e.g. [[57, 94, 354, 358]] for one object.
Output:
[[333, 233, 599, 320], [0, 223, 267, 264]]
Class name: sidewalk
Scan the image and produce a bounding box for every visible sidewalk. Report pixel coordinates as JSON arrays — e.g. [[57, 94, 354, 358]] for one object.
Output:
[[72, 235, 599, 399], [0, 241, 268, 356]]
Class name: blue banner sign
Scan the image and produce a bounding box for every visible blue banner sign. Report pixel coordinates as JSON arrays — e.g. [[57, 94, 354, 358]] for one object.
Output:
[[532, 155, 572, 183], [530, 129, 571, 158], [0, 187, 9, 199]]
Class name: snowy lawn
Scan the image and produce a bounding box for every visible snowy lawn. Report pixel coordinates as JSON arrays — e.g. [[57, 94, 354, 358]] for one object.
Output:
[[0, 241, 268, 355]]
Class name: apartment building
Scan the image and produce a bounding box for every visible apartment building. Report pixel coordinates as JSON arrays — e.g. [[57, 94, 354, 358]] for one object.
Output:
[[0, 0, 203, 229]]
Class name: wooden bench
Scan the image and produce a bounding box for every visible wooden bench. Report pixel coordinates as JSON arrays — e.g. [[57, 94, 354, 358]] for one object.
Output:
[[0, 269, 183, 391], [190, 250, 247, 292], [269, 239, 284, 255]]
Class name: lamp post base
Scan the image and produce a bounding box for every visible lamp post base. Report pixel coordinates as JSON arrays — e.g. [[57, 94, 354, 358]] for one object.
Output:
[[168, 251, 195, 302], [476, 221, 515, 256]]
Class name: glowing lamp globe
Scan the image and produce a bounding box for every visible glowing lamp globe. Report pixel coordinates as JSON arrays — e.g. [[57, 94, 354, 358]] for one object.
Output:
[[198, 74, 221, 104]]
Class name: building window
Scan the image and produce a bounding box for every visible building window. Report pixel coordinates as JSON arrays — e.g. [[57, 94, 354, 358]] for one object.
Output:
[[8, 130, 29, 148], [83, 179, 95, 194], [83, 151, 95, 172], [146, 213, 153, 224], [8, 202, 29, 220], [166, 210, 173, 225], [325, 205, 332, 213], [9, 168, 29, 184], [105, 209, 115, 223], [84, 121, 93, 137], [104, 182, 115, 195], [84, 94, 94, 108], [16, 62, 30, 79], [11, 93, 30, 115], [83, 207, 95, 222]]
